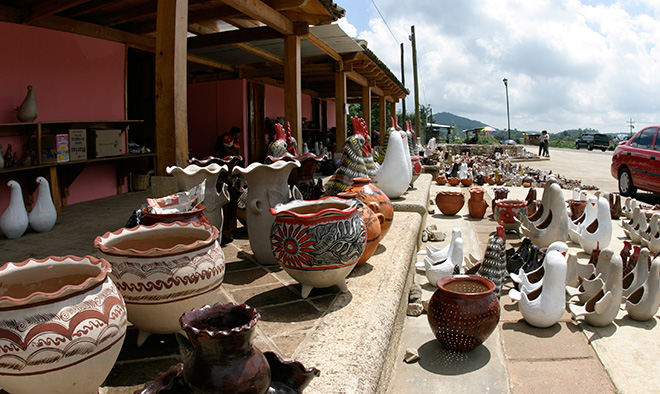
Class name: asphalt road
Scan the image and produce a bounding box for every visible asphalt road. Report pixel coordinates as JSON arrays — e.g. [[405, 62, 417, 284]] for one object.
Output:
[[522, 145, 660, 205]]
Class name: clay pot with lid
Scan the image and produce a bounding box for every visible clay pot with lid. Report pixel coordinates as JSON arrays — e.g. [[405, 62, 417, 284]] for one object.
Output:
[[427, 275, 500, 352], [435, 190, 465, 216], [337, 191, 385, 266], [467, 187, 489, 219], [344, 177, 394, 239]]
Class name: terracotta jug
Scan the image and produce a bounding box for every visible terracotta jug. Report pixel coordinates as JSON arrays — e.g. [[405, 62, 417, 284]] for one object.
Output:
[[344, 177, 393, 239], [337, 191, 385, 266], [467, 187, 488, 219]]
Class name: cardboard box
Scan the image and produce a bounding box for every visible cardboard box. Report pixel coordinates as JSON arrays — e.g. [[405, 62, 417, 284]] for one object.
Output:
[[42, 134, 69, 163], [68, 129, 87, 161], [88, 129, 123, 158]]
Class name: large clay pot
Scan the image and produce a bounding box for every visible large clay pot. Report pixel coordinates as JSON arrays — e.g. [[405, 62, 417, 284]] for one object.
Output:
[[140, 204, 210, 226], [0, 255, 127, 394], [427, 275, 500, 352], [566, 199, 587, 221], [270, 197, 366, 298], [435, 190, 465, 216], [337, 191, 385, 266], [344, 177, 394, 239], [467, 187, 489, 219], [233, 161, 301, 265], [94, 221, 225, 346], [494, 199, 527, 232], [180, 303, 271, 394]]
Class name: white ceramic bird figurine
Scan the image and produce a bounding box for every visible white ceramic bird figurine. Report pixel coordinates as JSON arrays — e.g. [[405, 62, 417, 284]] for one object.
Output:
[[646, 218, 660, 254], [569, 195, 598, 244], [577, 197, 613, 254], [28, 176, 57, 233], [640, 213, 659, 248], [424, 228, 462, 265], [510, 249, 568, 328], [572, 187, 580, 200], [567, 248, 615, 305], [375, 130, 411, 199], [622, 248, 651, 298], [625, 256, 660, 321], [523, 177, 557, 225], [0, 180, 29, 239], [621, 197, 635, 220], [579, 190, 588, 201], [519, 182, 569, 248], [622, 206, 646, 244], [569, 253, 623, 327], [425, 237, 464, 288], [510, 241, 569, 295], [565, 252, 579, 287]]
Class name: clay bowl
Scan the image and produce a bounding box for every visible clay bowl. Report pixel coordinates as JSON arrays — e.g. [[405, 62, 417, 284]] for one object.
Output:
[[435, 191, 465, 216], [435, 175, 447, 185], [447, 177, 460, 186], [140, 204, 210, 227], [460, 178, 474, 187]]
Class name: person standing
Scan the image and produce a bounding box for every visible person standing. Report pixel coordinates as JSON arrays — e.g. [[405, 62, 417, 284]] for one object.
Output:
[[541, 130, 550, 157], [538, 131, 546, 156]]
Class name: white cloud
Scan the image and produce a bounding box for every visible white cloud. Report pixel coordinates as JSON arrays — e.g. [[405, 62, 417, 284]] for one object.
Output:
[[341, 0, 660, 133], [335, 17, 357, 38]]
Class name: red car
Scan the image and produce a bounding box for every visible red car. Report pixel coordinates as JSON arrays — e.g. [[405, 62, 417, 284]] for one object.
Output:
[[611, 126, 660, 196]]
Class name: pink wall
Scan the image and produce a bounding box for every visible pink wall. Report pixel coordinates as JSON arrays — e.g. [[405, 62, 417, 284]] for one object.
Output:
[[326, 100, 336, 128], [0, 22, 127, 211], [263, 85, 312, 124]]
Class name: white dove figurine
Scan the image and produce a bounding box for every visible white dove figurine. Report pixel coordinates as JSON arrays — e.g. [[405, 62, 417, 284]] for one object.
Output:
[[28, 176, 57, 233], [0, 180, 29, 239]]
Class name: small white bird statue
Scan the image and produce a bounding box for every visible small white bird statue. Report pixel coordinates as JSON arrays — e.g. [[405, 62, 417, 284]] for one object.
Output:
[[625, 256, 660, 321], [622, 206, 645, 244], [0, 180, 29, 239], [510, 241, 569, 294], [425, 237, 464, 288], [519, 182, 569, 248], [28, 176, 57, 233], [421, 227, 462, 266], [640, 213, 659, 248], [569, 196, 597, 244], [577, 197, 613, 254], [567, 248, 615, 305], [622, 248, 651, 298]]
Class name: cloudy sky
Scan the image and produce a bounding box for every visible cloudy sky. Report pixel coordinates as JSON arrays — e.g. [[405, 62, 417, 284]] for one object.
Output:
[[333, 0, 660, 134]]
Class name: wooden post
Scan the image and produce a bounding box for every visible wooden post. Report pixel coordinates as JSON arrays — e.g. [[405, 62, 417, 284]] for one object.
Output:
[[335, 70, 347, 149], [379, 95, 387, 135], [284, 34, 302, 148], [362, 86, 372, 134], [155, 0, 189, 174], [411, 25, 422, 141]]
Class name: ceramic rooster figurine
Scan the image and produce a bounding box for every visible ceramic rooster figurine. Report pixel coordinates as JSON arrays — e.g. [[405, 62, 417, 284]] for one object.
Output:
[[477, 225, 507, 296], [351, 116, 379, 184], [322, 135, 369, 196]]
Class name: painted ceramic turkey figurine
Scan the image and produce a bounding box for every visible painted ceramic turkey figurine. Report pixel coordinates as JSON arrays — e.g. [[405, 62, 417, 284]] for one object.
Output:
[[375, 129, 411, 199], [351, 116, 379, 185], [267, 122, 289, 157], [477, 225, 507, 296], [28, 176, 57, 232], [625, 256, 660, 321], [323, 135, 369, 196], [0, 180, 29, 239], [519, 181, 569, 248], [622, 247, 651, 298], [569, 253, 623, 327], [577, 196, 613, 254], [509, 249, 568, 328], [424, 237, 464, 288]]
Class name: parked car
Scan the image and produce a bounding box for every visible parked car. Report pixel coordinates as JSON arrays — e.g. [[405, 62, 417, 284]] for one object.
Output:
[[576, 133, 610, 151], [611, 126, 660, 196]]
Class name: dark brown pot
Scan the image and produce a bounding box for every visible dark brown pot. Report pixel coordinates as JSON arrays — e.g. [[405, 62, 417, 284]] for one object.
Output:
[[435, 191, 465, 216], [460, 178, 473, 187], [140, 204, 211, 227], [180, 303, 271, 394], [609, 193, 622, 219], [427, 275, 500, 353], [493, 187, 509, 201], [337, 192, 384, 266], [467, 187, 488, 219], [566, 199, 588, 221], [344, 177, 394, 239], [447, 177, 460, 186], [435, 174, 447, 185], [525, 188, 538, 216]]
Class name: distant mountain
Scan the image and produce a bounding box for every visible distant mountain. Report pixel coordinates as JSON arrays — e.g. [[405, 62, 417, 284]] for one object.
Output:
[[432, 112, 489, 131]]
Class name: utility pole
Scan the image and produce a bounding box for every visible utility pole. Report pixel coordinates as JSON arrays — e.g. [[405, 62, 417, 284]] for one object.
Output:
[[628, 118, 635, 136], [410, 25, 421, 141], [400, 43, 405, 129]]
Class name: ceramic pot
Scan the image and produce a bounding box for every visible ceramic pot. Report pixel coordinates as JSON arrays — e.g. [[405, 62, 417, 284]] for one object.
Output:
[[435, 191, 465, 216], [435, 175, 447, 185], [566, 199, 588, 221], [427, 275, 500, 352], [0, 255, 127, 394], [167, 163, 230, 233], [94, 221, 225, 346], [233, 161, 301, 265], [411, 156, 422, 185], [447, 177, 460, 186], [344, 177, 394, 239], [267, 152, 325, 200], [270, 197, 366, 298], [494, 199, 527, 232], [467, 187, 488, 219], [337, 192, 385, 266], [140, 204, 210, 226], [180, 303, 271, 394], [460, 178, 473, 187], [493, 187, 509, 201]]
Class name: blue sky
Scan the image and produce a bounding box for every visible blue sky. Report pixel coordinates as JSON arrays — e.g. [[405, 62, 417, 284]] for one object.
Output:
[[333, 0, 660, 134]]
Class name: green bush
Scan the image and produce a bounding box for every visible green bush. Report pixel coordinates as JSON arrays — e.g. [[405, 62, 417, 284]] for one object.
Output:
[[476, 133, 500, 145], [550, 140, 575, 149]]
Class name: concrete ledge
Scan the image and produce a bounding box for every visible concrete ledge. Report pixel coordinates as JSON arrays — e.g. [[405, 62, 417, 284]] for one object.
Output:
[[297, 211, 422, 394], [391, 173, 432, 217]]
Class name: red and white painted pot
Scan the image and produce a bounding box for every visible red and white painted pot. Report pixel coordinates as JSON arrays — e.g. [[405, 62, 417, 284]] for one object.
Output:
[[0, 255, 127, 394], [94, 221, 225, 346], [270, 197, 366, 298]]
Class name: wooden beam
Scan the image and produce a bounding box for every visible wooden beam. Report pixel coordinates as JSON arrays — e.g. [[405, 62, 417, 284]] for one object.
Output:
[[186, 53, 235, 72], [304, 31, 342, 61], [234, 42, 284, 64], [371, 85, 384, 97], [220, 0, 294, 35], [22, 0, 88, 25], [155, 0, 189, 174], [362, 86, 372, 134], [335, 70, 347, 149], [187, 26, 283, 48], [284, 34, 302, 147], [346, 70, 368, 87], [379, 95, 386, 134], [390, 102, 397, 123], [265, 0, 310, 9]]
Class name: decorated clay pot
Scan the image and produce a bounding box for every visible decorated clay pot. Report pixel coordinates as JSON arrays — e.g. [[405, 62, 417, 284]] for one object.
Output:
[[337, 191, 385, 266], [411, 156, 422, 185], [566, 199, 588, 221], [267, 152, 325, 200], [436, 174, 447, 185], [94, 221, 225, 346], [467, 187, 489, 219], [460, 178, 473, 187], [0, 255, 127, 394], [344, 177, 394, 239], [427, 275, 500, 352], [494, 199, 527, 232], [140, 204, 211, 226], [447, 177, 460, 186], [493, 187, 509, 201], [435, 190, 465, 216], [180, 303, 271, 394], [270, 197, 367, 298]]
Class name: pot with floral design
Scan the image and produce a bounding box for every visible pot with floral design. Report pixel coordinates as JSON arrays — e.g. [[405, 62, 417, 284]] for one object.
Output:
[[270, 197, 367, 298], [94, 221, 225, 346], [494, 199, 528, 232], [0, 255, 127, 394]]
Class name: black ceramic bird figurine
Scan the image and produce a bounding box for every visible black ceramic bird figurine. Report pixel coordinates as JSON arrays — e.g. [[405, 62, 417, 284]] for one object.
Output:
[[506, 237, 533, 274], [521, 245, 542, 273]]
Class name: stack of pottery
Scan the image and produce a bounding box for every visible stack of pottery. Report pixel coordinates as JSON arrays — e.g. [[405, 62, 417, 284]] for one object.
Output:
[[0, 255, 127, 394], [94, 221, 225, 346], [270, 197, 366, 298], [435, 190, 465, 216]]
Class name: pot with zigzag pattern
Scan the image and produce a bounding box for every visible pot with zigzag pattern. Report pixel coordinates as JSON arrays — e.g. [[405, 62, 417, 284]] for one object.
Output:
[[0, 255, 126, 394], [94, 221, 225, 347]]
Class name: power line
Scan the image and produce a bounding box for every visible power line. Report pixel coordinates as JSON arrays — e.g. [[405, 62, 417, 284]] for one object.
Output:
[[371, 0, 400, 45]]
